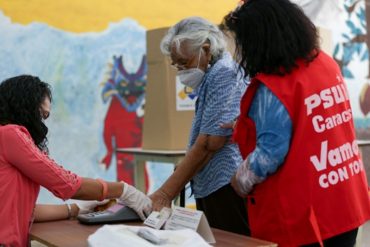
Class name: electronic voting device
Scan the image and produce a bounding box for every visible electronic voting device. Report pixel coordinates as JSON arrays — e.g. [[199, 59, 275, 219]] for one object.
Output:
[[77, 202, 141, 225]]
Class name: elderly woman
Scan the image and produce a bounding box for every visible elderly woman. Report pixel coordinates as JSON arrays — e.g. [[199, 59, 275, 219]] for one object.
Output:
[[150, 17, 249, 235]]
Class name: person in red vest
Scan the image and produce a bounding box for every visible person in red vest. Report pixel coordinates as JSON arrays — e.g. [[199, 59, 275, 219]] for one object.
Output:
[[221, 0, 370, 246]]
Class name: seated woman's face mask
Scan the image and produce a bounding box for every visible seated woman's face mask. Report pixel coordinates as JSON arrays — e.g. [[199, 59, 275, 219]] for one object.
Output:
[[177, 49, 205, 89]]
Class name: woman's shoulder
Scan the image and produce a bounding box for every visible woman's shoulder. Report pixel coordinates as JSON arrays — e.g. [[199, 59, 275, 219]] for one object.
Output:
[[210, 52, 236, 73], [205, 53, 247, 88], [0, 124, 31, 139]]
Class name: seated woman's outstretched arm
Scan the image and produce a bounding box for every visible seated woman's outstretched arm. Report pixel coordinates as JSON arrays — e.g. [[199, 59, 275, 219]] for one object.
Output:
[[2, 125, 152, 220]]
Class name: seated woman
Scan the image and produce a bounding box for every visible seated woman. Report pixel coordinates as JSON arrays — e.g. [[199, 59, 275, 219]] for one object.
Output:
[[0, 75, 152, 246]]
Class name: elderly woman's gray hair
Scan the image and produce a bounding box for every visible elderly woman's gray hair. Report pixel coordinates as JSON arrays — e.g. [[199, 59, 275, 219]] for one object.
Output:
[[160, 17, 227, 63]]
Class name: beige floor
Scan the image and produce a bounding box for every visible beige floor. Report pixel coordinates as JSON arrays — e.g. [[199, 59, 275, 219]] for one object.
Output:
[[361, 220, 370, 247]]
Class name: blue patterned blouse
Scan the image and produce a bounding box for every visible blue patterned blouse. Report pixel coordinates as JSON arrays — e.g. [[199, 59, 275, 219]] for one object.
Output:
[[189, 53, 247, 198]]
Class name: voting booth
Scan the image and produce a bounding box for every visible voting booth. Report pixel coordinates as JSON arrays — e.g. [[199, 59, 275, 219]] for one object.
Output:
[[142, 27, 196, 150]]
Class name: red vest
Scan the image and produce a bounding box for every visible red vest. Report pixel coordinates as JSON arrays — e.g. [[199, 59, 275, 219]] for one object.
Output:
[[234, 51, 370, 246]]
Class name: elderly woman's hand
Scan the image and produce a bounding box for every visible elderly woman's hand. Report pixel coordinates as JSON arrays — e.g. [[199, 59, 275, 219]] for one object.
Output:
[[149, 189, 172, 211], [219, 118, 237, 129]]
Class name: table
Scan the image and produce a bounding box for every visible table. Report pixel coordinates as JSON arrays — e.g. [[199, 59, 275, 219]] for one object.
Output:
[[116, 147, 187, 206], [30, 220, 277, 247], [357, 140, 370, 146]]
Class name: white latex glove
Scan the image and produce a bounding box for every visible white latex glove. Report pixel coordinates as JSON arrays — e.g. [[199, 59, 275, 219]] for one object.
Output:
[[75, 199, 110, 215], [118, 182, 152, 221]]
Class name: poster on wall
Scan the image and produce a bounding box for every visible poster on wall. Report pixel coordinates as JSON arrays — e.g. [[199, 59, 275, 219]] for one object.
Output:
[[176, 76, 197, 111]]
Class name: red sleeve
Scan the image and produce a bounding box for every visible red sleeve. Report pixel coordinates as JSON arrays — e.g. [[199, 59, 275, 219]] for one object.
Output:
[[1, 125, 82, 200]]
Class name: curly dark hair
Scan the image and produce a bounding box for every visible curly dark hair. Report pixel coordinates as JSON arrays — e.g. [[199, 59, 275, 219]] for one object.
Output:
[[222, 0, 320, 78], [0, 75, 52, 151]]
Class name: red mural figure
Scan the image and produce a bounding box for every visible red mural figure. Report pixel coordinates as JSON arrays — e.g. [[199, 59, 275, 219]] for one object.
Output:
[[100, 55, 149, 191]]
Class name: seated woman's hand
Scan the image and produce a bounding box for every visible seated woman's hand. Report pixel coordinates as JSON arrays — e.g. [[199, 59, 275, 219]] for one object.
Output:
[[118, 182, 152, 221], [75, 199, 111, 215]]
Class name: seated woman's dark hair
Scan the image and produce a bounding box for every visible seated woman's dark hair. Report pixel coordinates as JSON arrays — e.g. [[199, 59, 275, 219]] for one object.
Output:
[[222, 0, 320, 78], [0, 75, 52, 151]]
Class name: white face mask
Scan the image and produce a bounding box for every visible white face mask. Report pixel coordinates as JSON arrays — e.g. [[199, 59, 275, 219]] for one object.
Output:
[[177, 50, 205, 89]]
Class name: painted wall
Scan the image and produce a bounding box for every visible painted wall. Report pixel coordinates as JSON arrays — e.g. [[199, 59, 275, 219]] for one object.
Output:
[[0, 0, 237, 32], [0, 0, 369, 204], [0, 0, 237, 204]]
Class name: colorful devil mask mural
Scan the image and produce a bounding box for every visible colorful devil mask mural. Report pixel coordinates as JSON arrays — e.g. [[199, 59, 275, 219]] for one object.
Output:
[[100, 55, 149, 189]]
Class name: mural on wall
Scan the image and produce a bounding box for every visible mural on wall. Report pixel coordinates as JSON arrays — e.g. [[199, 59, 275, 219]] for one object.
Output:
[[1, 0, 369, 204], [332, 0, 370, 139], [336, 0, 370, 180], [100, 55, 149, 189], [293, 1, 370, 132], [0, 10, 161, 203], [0, 0, 238, 204]]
